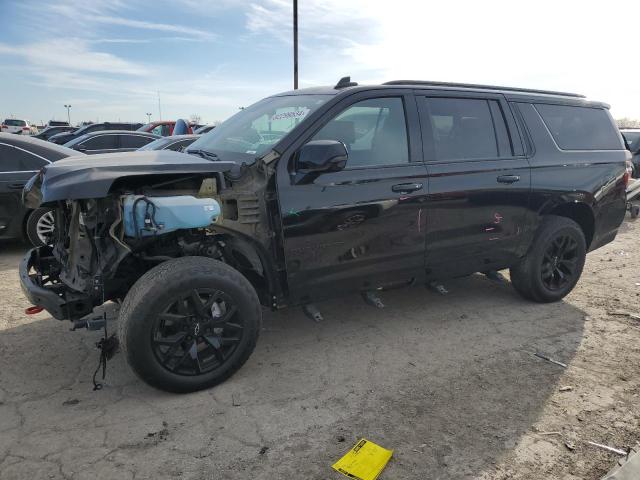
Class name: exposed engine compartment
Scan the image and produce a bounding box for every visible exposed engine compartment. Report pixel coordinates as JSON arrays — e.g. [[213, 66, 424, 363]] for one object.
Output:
[[22, 151, 284, 321]]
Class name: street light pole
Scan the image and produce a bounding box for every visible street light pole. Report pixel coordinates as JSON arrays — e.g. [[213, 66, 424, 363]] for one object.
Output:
[[64, 104, 71, 125], [293, 0, 298, 89], [146, 112, 152, 123]]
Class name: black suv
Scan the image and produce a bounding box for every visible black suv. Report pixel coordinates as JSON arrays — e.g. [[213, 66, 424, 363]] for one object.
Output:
[[20, 79, 629, 393], [48, 122, 144, 145]]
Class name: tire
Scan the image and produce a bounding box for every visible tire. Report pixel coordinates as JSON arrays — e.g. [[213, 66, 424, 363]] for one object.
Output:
[[118, 256, 261, 393], [510, 215, 586, 303], [26, 208, 55, 246]]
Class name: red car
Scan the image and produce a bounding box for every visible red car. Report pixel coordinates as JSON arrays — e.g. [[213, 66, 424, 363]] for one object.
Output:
[[137, 121, 194, 136]]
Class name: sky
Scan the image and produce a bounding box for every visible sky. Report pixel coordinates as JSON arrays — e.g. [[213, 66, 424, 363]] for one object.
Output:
[[1, 0, 639, 125]]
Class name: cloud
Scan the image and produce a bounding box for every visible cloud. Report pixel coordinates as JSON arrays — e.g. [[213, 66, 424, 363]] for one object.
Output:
[[0, 39, 149, 76], [89, 15, 216, 41]]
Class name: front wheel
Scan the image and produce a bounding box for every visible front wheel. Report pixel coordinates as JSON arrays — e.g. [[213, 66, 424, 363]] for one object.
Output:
[[118, 257, 262, 393], [510, 216, 586, 303]]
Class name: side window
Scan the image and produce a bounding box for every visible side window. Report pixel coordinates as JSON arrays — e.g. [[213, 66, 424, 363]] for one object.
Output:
[[17, 150, 47, 170], [0, 145, 46, 172], [424, 97, 503, 161], [534, 104, 622, 150], [121, 135, 154, 149], [312, 97, 409, 167], [0, 145, 22, 172], [82, 135, 117, 150], [151, 125, 163, 136]]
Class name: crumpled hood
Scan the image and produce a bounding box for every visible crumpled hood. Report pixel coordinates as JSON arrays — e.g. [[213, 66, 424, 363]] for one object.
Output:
[[23, 150, 238, 207]]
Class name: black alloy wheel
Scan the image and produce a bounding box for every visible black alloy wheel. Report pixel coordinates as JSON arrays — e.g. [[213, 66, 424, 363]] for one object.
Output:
[[540, 235, 579, 291], [151, 289, 243, 376], [118, 256, 261, 393]]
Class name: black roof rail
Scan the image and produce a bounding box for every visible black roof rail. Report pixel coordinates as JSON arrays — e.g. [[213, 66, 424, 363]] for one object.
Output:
[[335, 76, 358, 89], [382, 80, 585, 98]]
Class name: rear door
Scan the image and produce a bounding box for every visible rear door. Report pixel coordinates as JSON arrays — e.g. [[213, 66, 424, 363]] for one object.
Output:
[[277, 90, 428, 302], [416, 91, 531, 277]]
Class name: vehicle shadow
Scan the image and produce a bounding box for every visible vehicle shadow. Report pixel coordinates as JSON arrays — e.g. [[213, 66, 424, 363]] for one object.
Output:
[[0, 273, 586, 479]]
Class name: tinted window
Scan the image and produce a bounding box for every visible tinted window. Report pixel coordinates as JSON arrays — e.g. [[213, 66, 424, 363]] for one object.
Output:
[[17, 150, 47, 170], [622, 131, 640, 152], [120, 135, 154, 149], [81, 135, 118, 150], [0, 145, 21, 171], [424, 98, 502, 161], [0, 145, 46, 171], [535, 104, 621, 150], [4, 119, 26, 127], [312, 97, 409, 167]]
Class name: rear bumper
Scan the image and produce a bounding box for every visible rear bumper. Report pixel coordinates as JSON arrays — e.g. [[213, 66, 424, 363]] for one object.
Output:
[[19, 247, 94, 320]]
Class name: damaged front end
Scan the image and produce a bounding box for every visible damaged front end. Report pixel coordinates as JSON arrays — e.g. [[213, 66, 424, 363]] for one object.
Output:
[[19, 150, 278, 322]]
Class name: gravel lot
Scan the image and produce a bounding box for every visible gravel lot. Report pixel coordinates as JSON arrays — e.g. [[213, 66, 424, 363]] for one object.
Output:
[[1, 217, 639, 480]]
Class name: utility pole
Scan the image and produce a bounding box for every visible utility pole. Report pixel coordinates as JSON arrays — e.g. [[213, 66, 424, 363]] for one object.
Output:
[[64, 104, 71, 125], [146, 112, 152, 123], [293, 0, 298, 89], [157, 91, 162, 120]]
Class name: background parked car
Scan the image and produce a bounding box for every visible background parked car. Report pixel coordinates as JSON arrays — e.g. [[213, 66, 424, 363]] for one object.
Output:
[[34, 125, 77, 141], [64, 130, 159, 154], [0, 133, 84, 246], [137, 134, 200, 152], [621, 129, 640, 178], [48, 122, 144, 145], [47, 120, 69, 127], [137, 120, 184, 136], [1, 119, 37, 135], [193, 124, 215, 134]]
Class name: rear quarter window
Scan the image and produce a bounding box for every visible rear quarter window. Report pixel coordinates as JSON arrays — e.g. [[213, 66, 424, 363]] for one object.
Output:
[[535, 104, 622, 150]]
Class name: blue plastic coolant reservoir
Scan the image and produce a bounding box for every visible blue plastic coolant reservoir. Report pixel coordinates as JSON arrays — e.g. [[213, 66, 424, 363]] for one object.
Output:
[[122, 195, 220, 237]]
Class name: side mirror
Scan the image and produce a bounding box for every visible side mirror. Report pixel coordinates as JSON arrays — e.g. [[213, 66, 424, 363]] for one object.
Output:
[[296, 140, 348, 174], [76, 145, 87, 152]]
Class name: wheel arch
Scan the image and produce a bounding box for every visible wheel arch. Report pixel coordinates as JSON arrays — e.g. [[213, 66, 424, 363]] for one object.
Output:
[[214, 228, 283, 307], [543, 201, 595, 248]]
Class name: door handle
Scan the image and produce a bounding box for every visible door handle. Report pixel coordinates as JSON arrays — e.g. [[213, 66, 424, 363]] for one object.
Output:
[[8, 183, 26, 189], [392, 182, 423, 193], [496, 175, 520, 184]]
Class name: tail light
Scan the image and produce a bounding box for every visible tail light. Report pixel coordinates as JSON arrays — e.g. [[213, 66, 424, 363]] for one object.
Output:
[[22, 126, 30, 131]]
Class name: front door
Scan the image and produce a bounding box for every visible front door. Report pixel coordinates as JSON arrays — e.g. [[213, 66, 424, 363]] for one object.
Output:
[[416, 92, 531, 278], [0, 143, 47, 238], [277, 91, 428, 303]]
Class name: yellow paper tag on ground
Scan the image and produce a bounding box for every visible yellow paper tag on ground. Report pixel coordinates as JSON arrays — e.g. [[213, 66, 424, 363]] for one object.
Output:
[[332, 438, 393, 480]]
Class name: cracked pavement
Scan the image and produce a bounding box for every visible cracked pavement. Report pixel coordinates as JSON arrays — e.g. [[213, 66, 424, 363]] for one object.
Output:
[[1, 217, 639, 479]]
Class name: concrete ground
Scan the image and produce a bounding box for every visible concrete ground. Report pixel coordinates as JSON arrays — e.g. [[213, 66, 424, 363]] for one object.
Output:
[[0, 218, 639, 480]]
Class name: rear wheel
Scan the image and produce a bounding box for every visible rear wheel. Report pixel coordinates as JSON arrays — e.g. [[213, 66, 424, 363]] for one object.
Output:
[[26, 208, 55, 246], [510, 216, 586, 303], [118, 257, 261, 393]]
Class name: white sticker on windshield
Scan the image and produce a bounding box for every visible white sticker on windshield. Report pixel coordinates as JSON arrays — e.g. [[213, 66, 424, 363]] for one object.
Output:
[[246, 150, 257, 154], [271, 109, 308, 121]]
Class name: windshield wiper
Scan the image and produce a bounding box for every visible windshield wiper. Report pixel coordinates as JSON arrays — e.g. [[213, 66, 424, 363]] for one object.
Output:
[[186, 149, 219, 161]]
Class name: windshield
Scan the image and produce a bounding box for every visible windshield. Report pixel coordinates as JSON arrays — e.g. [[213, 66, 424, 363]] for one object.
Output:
[[187, 94, 331, 162], [623, 131, 640, 152]]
